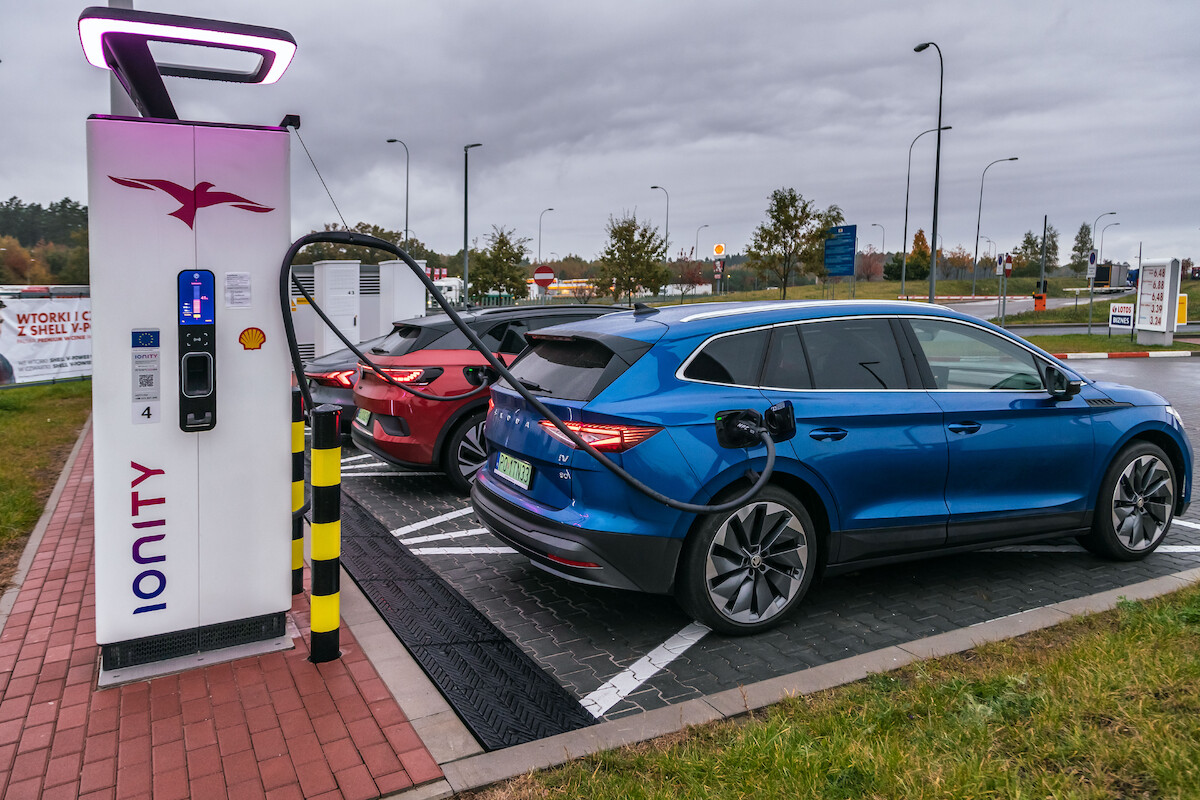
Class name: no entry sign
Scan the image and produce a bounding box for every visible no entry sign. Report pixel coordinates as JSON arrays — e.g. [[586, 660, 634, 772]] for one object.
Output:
[[533, 265, 555, 288]]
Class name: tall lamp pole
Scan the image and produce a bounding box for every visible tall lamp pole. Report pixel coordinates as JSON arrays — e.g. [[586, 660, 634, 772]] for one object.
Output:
[[914, 41, 944, 304], [1100, 221, 1120, 263], [650, 185, 669, 255], [462, 143, 482, 304], [870, 222, 885, 256], [1092, 211, 1116, 251], [902, 126, 950, 298], [692, 223, 709, 300], [538, 207, 554, 263], [385, 138, 410, 243], [971, 157, 1018, 296]]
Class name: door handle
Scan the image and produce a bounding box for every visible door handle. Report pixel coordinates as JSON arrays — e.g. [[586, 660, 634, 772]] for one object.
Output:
[[808, 427, 848, 442], [948, 421, 981, 435]]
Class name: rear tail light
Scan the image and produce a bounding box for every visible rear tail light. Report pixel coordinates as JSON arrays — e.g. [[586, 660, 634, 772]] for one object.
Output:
[[538, 420, 661, 452], [362, 365, 443, 386], [306, 369, 356, 388]]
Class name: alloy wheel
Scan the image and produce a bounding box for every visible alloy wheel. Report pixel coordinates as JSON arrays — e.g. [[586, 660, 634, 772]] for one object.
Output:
[[704, 501, 809, 625], [456, 417, 488, 481], [1111, 454, 1173, 551]]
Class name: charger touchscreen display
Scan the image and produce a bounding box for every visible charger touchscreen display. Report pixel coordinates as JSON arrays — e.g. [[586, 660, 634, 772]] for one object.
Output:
[[179, 270, 215, 325]]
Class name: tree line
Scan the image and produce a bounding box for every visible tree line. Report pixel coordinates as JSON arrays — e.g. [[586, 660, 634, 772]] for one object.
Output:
[[5, 192, 1178, 297]]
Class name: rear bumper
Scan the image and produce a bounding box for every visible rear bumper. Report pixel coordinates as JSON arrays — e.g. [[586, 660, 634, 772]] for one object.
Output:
[[350, 423, 433, 470], [471, 473, 682, 595]]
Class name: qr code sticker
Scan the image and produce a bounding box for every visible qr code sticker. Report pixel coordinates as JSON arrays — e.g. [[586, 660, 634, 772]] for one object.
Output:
[[138, 373, 155, 388]]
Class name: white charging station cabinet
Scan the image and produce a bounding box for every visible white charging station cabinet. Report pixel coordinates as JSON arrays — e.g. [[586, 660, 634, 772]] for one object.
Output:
[[88, 116, 293, 677]]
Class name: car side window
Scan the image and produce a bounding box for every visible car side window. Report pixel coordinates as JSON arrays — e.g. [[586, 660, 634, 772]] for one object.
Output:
[[802, 318, 907, 389], [761, 325, 812, 389], [683, 329, 769, 386], [908, 318, 1044, 390]]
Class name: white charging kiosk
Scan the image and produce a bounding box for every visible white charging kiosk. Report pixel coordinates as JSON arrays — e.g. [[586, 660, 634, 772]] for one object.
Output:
[[80, 7, 298, 680]]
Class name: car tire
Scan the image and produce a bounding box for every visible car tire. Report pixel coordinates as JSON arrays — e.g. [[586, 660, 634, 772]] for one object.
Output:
[[1078, 441, 1175, 561], [443, 410, 488, 494], [676, 485, 818, 635]]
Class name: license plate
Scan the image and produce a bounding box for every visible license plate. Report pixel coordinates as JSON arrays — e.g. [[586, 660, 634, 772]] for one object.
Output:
[[355, 408, 371, 427], [495, 452, 533, 490]]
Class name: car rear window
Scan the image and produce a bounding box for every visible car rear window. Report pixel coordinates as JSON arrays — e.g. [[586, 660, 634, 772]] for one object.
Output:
[[683, 328, 769, 386], [509, 337, 622, 401], [372, 324, 438, 356]]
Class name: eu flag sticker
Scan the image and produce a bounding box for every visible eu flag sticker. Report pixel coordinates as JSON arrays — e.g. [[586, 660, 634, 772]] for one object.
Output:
[[132, 329, 160, 348]]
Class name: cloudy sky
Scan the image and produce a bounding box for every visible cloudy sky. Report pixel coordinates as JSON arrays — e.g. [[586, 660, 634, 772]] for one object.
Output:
[[4, 1, 1199, 267]]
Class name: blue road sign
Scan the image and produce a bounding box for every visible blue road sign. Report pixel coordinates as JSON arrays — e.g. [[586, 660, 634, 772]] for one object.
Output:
[[824, 225, 856, 277]]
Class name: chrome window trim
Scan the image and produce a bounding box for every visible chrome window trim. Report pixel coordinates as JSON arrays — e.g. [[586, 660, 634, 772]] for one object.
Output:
[[675, 313, 1068, 393]]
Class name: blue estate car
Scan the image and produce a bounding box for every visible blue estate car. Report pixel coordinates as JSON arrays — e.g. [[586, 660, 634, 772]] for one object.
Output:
[[471, 301, 1192, 634]]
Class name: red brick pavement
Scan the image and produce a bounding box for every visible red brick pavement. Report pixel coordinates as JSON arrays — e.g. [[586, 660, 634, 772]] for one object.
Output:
[[0, 429, 443, 799]]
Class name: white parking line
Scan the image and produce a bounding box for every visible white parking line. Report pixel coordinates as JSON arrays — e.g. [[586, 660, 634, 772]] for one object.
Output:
[[399, 529, 489, 545], [341, 453, 375, 463], [1173, 519, 1200, 530], [993, 544, 1200, 554], [390, 506, 476, 537], [580, 622, 711, 719], [341, 461, 388, 470], [343, 471, 443, 478], [409, 546, 516, 556]]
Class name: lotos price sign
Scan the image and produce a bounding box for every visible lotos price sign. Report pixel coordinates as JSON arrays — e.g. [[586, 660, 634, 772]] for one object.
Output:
[[1135, 262, 1171, 332]]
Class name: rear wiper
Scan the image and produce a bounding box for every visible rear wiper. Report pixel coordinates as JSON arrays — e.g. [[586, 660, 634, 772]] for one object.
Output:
[[369, 347, 388, 354], [518, 379, 549, 393]]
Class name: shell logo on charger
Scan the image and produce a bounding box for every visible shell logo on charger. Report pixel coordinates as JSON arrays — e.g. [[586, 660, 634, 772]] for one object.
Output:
[[238, 327, 266, 350]]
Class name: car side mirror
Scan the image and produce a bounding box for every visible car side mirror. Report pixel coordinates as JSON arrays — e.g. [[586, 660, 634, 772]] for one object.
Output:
[[1045, 365, 1082, 399], [463, 365, 498, 387]]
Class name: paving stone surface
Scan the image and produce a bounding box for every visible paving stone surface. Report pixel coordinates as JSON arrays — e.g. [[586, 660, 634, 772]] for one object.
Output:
[[341, 358, 1200, 722], [0, 430, 442, 800]]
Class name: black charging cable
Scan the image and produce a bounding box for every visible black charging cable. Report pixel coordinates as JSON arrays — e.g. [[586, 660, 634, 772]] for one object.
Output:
[[279, 231, 777, 515]]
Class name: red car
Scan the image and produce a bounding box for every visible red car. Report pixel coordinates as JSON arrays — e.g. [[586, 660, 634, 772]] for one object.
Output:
[[351, 304, 621, 492]]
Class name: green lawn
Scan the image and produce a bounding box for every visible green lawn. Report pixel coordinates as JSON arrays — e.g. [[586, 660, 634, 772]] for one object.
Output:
[[1024, 334, 1200, 354], [468, 585, 1200, 800], [0, 380, 91, 589]]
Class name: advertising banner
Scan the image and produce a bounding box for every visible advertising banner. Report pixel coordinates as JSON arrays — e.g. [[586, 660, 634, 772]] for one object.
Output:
[[0, 296, 92, 385]]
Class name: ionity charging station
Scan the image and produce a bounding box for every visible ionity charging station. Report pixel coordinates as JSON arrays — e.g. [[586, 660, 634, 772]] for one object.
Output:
[[80, 7, 299, 681]]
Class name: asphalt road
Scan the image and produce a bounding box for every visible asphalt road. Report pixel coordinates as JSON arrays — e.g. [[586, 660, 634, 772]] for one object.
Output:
[[333, 356, 1200, 735]]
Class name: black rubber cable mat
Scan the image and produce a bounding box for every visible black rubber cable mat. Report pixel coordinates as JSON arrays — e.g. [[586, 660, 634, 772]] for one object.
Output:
[[337, 494, 597, 750]]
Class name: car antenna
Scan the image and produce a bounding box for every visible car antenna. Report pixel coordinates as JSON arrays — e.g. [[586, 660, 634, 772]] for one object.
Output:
[[633, 303, 658, 315]]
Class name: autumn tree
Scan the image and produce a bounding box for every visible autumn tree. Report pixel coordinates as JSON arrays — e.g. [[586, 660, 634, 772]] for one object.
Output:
[[592, 213, 668, 304], [746, 188, 844, 299], [944, 245, 973, 279], [856, 248, 884, 281], [904, 228, 931, 282], [1069, 222, 1093, 275], [471, 225, 530, 300], [675, 248, 707, 300]]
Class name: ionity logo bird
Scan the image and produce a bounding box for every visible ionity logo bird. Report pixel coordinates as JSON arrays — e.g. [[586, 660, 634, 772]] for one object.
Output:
[[109, 177, 274, 228]]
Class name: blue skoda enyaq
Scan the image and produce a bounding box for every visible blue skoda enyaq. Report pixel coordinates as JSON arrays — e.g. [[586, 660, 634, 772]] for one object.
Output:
[[471, 301, 1192, 634]]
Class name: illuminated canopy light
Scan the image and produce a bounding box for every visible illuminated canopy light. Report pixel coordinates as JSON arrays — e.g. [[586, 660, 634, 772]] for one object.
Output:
[[78, 6, 296, 85]]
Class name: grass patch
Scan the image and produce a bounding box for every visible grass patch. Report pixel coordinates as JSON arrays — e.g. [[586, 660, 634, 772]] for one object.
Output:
[[1007, 282, 1200, 325], [466, 584, 1200, 799], [0, 380, 91, 590], [1023, 334, 1200, 354]]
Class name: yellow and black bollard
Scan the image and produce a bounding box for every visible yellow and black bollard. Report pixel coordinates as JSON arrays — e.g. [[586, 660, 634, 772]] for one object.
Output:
[[291, 387, 305, 596], [308, 403, 342, 663]]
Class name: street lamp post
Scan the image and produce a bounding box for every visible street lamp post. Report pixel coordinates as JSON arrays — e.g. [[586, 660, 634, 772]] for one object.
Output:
[[538, 207, 554, 264], [385, 138, 410, 244], [914, 41, 944, 304], [462, 143, 482, 305], [1091, 211, 1116, 250], [902, 125, 950, 298], [971, 157, 1018, 297], [691, 223, 709, 301], [870, 222, 885, 257], [1100, 221, 1120, 264], [650, 185, 669, 254]]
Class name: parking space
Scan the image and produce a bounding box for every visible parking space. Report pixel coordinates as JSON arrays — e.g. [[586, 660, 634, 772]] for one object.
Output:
[[331, 358, 1200, 740]]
